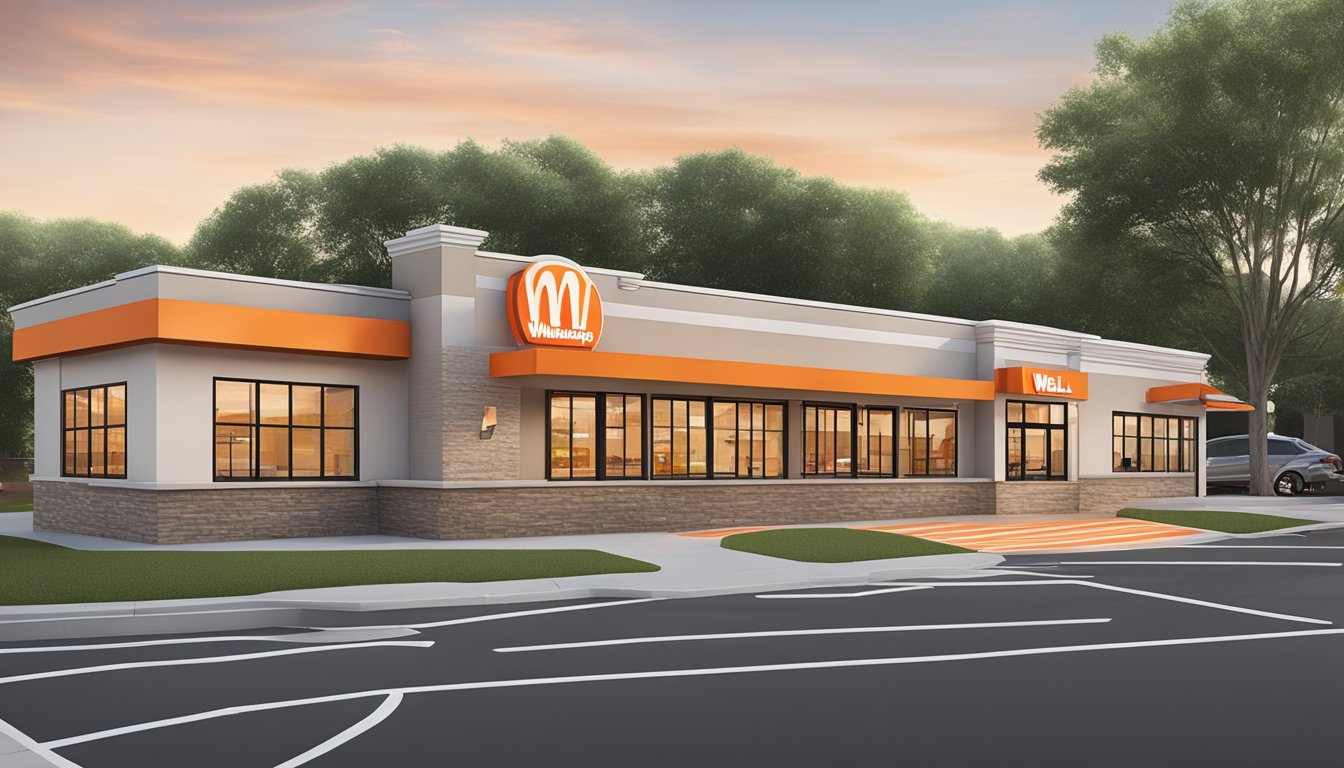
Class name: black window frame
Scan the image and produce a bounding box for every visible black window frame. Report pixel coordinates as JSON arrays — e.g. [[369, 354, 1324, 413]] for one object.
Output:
[[546, 391, 646, 481], [857, 406, 898, 478], [1112, 411, 1197, 473], [61, 382, 128, 479], [650, 395, 711, 480], [904, 406, 959, 478], [1005, 400, 1066, 481], [801, 402, 857, 478], [212, 377, 359, 482], [710, 399, 788, 479], [642, 395, 789, 481]]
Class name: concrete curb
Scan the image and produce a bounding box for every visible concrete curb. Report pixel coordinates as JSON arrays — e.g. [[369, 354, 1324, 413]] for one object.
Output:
[[0, 552, 1004, 642]]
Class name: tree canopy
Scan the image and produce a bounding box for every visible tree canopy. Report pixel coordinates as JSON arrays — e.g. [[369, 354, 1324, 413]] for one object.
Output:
[[1038, 0, 1344, 493]]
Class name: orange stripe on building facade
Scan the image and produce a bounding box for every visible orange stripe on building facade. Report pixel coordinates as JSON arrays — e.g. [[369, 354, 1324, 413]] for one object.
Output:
[[11, 299, 411, 362], [489, 348, 998, 401]]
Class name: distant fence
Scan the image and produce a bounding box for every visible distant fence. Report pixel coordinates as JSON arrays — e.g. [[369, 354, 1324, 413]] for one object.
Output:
[[0, 458, 33, 482]]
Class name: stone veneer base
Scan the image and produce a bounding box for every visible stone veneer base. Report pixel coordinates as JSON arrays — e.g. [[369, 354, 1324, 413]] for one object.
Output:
[[32, 475, 1200, 544]]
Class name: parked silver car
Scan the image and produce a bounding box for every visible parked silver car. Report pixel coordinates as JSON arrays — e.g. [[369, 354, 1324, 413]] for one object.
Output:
[[1206, 434, 1344, 496]]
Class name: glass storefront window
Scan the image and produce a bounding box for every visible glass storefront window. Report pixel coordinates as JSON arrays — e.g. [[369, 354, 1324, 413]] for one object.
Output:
[[857, 408, 895, 477], [901, 408, 957, 477], [651, 397, 708, 478], [1113, 412, 1196, 473], [803, 404, 853, 477], [213, 379, 358, 481], [713, 400, 785, 478], [551, 393, 644, 479], [62, 383, 127, 479], [1005, 400, 1065, 481]]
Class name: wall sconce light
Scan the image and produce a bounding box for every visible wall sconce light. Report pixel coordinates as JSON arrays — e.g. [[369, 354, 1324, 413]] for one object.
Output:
[[480, 406, 497, 440]]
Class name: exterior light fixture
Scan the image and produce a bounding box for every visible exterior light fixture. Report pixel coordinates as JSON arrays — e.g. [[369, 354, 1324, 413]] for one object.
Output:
[[480, 406, 497, 440]]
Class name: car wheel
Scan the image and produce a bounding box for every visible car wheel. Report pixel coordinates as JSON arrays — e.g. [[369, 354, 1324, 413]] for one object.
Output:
[[1275, 471, 1305, 497]]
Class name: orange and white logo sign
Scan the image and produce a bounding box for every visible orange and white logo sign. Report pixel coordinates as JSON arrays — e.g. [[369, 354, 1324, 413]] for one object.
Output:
[[994, 367, 1089, 400], [506, 259, 604, 350]]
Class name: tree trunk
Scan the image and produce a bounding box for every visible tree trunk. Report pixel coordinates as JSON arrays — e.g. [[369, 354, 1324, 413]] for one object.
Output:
[[1246, 373, 1273, 496]]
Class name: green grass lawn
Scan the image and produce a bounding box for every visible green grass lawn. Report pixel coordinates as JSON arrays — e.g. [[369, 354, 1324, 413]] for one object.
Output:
[[1119, 508, 1316, 534], [721, 527, 973, 563], [0, 500, 33, 513], [0, 536, 659, 605]]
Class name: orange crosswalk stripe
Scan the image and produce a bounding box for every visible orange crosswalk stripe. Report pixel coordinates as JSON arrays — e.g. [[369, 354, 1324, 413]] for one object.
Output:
[[871, 519, 1200, 553]]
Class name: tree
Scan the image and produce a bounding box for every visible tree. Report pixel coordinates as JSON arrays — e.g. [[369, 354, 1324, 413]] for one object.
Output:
[[918, 226, 1064, 325], [188, 170, 327, 282], [0, 213, 181, 456], [640, 149, 932, 308], [190, 137, 647, 288], [1038, 0, 1344, 494]]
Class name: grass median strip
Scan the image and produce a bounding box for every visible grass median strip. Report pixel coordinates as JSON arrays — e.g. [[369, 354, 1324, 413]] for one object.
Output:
[[0, 501, 32, 513], [1118, 508, 1316, 534], [721, 527, 973, 563], [0, 536, 659, 605]]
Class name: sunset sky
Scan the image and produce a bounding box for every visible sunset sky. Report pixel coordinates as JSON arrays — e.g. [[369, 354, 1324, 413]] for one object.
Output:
[[0, 0, 1173, 243]]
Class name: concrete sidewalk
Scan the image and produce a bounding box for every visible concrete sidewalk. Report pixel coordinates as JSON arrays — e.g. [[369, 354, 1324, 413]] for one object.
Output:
[[6, 496, 1344, 643], [0, 511, 1006, 642]]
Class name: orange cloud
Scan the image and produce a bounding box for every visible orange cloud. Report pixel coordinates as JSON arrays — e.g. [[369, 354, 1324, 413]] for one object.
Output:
[[0, 2, 1089, 242]]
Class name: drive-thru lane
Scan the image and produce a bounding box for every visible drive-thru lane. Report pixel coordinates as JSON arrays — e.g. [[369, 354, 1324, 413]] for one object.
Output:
[[5, 528, 1344, 767]]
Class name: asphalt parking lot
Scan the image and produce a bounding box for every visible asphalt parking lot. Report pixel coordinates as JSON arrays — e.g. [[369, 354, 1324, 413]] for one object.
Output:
[[6, 529, 1344, 767]]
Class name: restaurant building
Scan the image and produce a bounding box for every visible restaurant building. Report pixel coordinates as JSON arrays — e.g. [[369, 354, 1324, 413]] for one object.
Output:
[[9, 224, 1251, 544]]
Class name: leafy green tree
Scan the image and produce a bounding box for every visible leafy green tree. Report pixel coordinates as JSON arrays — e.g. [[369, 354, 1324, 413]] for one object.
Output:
[[1038, 0, 1344, 494], [189, 170, 326, 282], [918, 226, 1064, 325], [0, 213, 181, 456], [191, 137, 646, 288], [640, 149, 931, 308]]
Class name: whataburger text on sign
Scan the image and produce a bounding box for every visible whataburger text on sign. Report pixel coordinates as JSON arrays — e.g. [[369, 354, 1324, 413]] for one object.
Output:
[[506, 258, 604, 350], [994, 367, 1089, 400]]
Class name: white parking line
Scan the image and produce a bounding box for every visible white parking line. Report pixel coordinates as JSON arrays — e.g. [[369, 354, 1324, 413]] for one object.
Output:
[[274, 692, 403, 768], [1055, 561, 1341, 567], [303, 598, 663, 631], [0, 641, 433, 686], [493, 618, 1113, 653], [755, 585, 933, 600], [0, 634, 374, 656], [42, 626, 1344, 752], [0, 716, 80, 768], [873, 580, 1333, 625]]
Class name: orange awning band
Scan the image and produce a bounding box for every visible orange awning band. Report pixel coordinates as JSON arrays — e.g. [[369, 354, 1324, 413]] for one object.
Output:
[[490, 348, 997, 400], [1146, 382, 1254, 412], [12, 298, 411, 361]]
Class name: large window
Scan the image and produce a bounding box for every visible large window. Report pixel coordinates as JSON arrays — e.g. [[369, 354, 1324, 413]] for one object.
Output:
[[902, 408, 957, 477], [652, 397, 708, 478], [857, 408, 896, 477], [1006, 401, 1066, 481], [62, 384, 127, 478], [214, 379, 357, 481], [1113, 413, 1196, 472], [548, 393, 643, 480], [712, 400, 785, 478], [803, 404, 853, 477]]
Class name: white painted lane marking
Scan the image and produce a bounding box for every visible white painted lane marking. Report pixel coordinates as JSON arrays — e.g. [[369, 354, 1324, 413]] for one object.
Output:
[[492, 618, 1113, 653], [0, 641, 433, 686], [0, 634, 371, 656], [304, 598, 663, 631], [755, 585, 934, 600], [42, 627, 1344, 751], [1055, 561, 1341, 567], [876, 580, 1333, 625], [0, 716, 81, 768], [1163, 545, 1344, 550], [983, 570, 1094, 579], [272, 692, 403, 768]]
